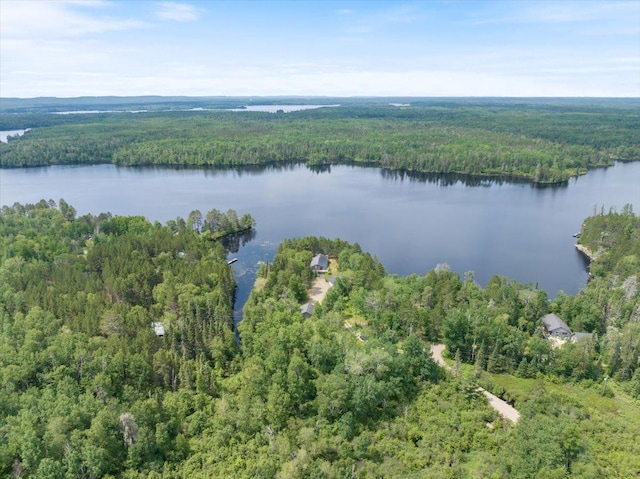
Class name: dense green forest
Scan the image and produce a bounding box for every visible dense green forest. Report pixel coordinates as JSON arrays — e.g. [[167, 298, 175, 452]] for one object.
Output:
[[1, 201, 638, 477], [2, 99, 639, 183]]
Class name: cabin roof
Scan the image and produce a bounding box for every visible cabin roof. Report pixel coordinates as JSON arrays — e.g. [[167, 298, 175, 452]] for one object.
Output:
[[541, 313, 571, 334], [310, 254, 329, 269], [300, 302, 314, 316]]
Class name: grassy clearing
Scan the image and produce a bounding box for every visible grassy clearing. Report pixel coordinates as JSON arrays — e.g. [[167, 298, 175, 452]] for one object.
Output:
[[327, 256, 340, 274], [253, 277, 267, 292]]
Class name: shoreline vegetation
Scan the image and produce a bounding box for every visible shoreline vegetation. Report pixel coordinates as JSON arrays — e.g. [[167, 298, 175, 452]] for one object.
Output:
[[574, 243, 597, 262], [2, 98, 639, 184], [0, 201, 638, 477], [576, 205, 639, 280]]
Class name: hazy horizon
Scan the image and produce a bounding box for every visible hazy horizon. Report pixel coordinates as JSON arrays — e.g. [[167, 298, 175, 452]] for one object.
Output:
[[3, 95, 640, 102]]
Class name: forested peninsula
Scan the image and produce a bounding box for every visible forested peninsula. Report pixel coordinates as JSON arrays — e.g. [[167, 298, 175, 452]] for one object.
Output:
[[2, 98, 639, 183], [1, 200, 638, 478]]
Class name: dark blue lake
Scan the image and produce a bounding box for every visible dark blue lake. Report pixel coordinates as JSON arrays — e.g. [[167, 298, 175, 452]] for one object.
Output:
[[2, 161, 639, 321]]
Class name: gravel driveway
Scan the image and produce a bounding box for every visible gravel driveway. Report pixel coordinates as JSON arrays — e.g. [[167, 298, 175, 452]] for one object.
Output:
[[430, 344, 520, 423], [308, 277, 332, 303]]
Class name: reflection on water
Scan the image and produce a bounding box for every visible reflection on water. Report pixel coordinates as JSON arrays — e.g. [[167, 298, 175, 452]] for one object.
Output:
[[124, 161, 573, 188], [1, 161, 638, 313], [307, 164, 332, 174], [127, 161, 303, 178], [379, 168, 568, 188], [220, 229, 257, 255]]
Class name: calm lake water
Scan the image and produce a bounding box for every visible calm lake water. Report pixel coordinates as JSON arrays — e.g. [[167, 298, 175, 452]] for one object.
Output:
[[1, 161, 639, 321], [0, 129, 28, 143], [227, 104, 340, 112], [47, 105, 337, 114]]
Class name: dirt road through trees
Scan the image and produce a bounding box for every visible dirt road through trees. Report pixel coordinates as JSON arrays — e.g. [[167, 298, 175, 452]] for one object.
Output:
[[430, 344, 520, 423]]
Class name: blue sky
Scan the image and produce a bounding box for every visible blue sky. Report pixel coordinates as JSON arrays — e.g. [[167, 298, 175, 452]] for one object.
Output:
[[1, 0, 638, 97]]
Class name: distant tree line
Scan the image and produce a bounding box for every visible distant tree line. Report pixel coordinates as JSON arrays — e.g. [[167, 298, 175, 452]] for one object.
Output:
[[2, 102, 639, 183]]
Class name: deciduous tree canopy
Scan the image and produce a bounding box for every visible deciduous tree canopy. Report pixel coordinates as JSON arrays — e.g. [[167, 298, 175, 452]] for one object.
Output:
[[1, 201, 638, 477]]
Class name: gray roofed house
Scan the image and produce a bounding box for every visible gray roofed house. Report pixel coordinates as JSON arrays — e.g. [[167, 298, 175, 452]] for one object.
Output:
[[310, 254, 329, 273], [541, 313, 572, 339], [300, 301, 314, 318]]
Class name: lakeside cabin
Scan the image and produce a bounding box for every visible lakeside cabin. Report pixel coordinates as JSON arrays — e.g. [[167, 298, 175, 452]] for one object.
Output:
[[541, 313, 572, 339], [310, 254, 329, 274]]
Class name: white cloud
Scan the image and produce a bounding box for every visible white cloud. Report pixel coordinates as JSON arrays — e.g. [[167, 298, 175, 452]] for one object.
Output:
[[155, 2, 201, 22], [0, 0, 145, 38]]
